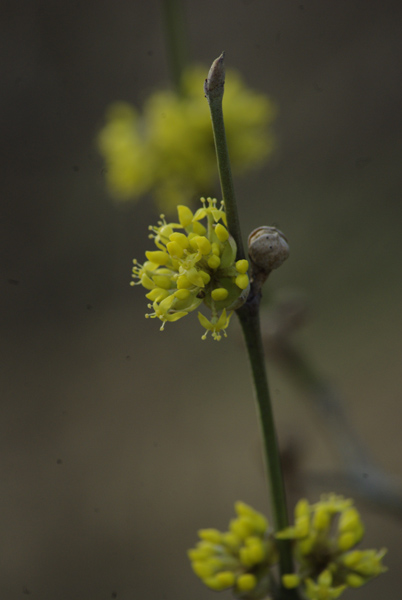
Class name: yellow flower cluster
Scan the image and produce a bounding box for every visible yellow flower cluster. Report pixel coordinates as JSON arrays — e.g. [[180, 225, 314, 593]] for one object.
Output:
[[98, 66, 276, 213], [131, 198, 249, 340], [277, 494, 387, 600], [188, 502, 278, 597]]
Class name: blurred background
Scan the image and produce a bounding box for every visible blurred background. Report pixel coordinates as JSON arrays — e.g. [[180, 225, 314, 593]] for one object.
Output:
[[1, 1, 402, 598]]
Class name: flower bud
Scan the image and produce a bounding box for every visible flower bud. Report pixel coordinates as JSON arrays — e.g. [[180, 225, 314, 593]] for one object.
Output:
[[248, 226, 289, 273]]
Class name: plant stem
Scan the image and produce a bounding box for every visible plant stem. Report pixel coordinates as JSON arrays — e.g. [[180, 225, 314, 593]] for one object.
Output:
[[204, 53, 245, 261], [161, 0, 189, 94], [205, 54, 298, 598], [237, 302, 295, 581]]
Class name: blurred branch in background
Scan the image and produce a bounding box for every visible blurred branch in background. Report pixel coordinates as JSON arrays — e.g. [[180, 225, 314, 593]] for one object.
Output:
[[161, 0, 189, 93], [261, 296, 402, 519]]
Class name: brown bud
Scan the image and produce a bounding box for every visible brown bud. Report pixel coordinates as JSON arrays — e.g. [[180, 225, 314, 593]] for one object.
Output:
[[248, 226, 289, 273]]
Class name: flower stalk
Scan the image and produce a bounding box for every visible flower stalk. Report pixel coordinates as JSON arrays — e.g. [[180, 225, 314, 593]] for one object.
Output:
[[205, 53, 298, 599]]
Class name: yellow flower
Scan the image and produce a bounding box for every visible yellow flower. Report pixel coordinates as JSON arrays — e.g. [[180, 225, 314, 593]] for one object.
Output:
[[277, 494, 387, 600], [131, 198, 250, 340], [98, 66, 276, 213], [188, 501, 278, 598]]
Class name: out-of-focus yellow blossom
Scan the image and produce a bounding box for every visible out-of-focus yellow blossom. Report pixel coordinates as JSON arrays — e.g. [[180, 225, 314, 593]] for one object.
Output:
[[188, 501, 278, 599], [98, 66, 276, 213], [277, 494, 387, 600], [131, 198, 250, 340]]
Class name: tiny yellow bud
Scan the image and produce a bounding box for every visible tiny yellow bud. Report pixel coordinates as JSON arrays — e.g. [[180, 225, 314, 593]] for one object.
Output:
[[196, 236, 212, 255], [295, 499, 310, 520], [174, 289, 190, 300], [198, 529, 222, 544], [215, 223, 229, 242], [211, 242, 220, 256], [158, 225, 174, 239], [145, 250, 169, 265], [186, 267, 206, 288], [158, 294, 176, 313], [236, 574, 257, 592], [199, 270, 211, 284], [338, 507, 363, 535], [215, 571, 235, 588], [346, 573, 365, 588], [338, 532, 358, 552], [169, 232, 189, 249], [207, 254, 221, 269], [313, 505, 331, 531], [317, 569, 332, 586], [235, 273, 249, 290], [193, 221, 207, 235], [211, 288, 229, 301], [342, 550, 362, 568], [146, 288, 169, 302], [245, 537, 265, 564], [177, 205, 193, 227], [166, 240, 184, 258], [236, 259, 249, 274], [205, 571, 235, 590], [191, 561, 215, 579], [282, 574, 300, 589], [140, 273, 156, 290], [177, 274, 192, 289], [152, 275, 172, 290], [221, 532, 241, 550]]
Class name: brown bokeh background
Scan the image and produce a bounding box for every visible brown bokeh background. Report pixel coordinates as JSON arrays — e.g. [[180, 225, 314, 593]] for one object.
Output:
[[2, 1, 402, 599]]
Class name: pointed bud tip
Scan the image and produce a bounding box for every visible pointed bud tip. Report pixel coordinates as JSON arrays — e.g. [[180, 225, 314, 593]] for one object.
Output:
[[204, 52, 226, 100]]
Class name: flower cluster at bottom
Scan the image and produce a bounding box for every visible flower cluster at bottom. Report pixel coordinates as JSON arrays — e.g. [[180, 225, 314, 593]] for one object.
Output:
[[188, 502, 278, 598], [277, 494, 387, 600], [131, 198, 250, 340], [188, 495, 387, 600]]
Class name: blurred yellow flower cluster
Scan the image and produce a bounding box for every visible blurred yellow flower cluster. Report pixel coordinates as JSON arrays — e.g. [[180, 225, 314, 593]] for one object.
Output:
[[98, 66, 276, 213], [189, 495, 386, 599], [131, 198, 249, 341], [277, 494, 387, 600], [188, 501, 278, 597]]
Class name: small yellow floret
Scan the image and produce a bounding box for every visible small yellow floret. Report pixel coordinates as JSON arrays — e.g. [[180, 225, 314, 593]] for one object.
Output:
[[140, 274, 156, 290], [196, 236, 212, 255], [211, 288, 229, 301], [205, 571, 235, 590], [346, 573, 365, 588], [236, 259, 249, 274], [282, 574, 301, 589], [192, 221, 207, 235], [174, 289, 190, 300], [198, 529, 222, 544], [235, 273, 249, 290], [169, 231, 189, 249], [166, 241, 184, 258], [177, 205, 193, 227], [144, 250, 170, 265], [207, 255, 221, 269], [215, 223, 229, 242], [236, 574, 257, 592], [177, 274, 192, 289], [152, 275, 172, 290]]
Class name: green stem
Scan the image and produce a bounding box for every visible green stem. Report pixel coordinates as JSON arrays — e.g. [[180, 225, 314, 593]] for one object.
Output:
[[161, 0, 189, 94], [205, 54, 298, 599], [204, 53, 245, 261], [236, 302, 295, 579]]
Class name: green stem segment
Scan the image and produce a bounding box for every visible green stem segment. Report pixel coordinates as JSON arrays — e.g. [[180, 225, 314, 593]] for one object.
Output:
[[204, 53, 245, 261], [205, 54, 298, 598], [236, 303, 295, 582], [161, 0, 189, 94]]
